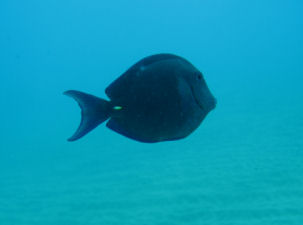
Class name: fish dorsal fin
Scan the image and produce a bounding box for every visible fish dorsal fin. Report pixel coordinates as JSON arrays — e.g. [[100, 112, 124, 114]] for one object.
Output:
[[105, 54, 184, 100]]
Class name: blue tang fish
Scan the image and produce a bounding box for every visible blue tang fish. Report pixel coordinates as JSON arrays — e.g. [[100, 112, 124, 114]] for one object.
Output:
[[65, 54, 216, 143]]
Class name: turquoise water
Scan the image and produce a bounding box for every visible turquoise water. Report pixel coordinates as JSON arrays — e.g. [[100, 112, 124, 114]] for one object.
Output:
[[1, 0, 303, 224]]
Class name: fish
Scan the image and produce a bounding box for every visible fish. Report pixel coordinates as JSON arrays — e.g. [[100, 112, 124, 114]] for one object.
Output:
[[64, 53, 216, 143]]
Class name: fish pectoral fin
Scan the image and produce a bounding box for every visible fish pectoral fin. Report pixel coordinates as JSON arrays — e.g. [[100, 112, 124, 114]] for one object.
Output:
[[64, 90, 111, 141]]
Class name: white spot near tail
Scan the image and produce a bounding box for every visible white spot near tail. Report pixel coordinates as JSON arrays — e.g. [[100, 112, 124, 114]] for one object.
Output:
[[113, 106, 123, 110]]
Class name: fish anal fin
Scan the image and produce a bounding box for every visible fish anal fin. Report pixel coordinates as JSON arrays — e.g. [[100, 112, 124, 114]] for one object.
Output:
[[106, 119, 157, 143]]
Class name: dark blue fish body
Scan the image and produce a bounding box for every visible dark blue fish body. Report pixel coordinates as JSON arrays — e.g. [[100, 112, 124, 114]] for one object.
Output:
[[65, 54, 216, 143]]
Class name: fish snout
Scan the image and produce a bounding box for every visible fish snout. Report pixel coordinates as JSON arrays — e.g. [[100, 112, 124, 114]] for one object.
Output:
[[209, 97, 217, 110]]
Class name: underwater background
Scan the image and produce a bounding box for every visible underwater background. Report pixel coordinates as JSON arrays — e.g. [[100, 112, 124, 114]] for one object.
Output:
[[1, 0, 303, 224]]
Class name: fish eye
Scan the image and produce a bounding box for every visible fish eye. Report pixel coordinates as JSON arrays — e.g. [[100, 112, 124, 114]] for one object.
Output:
[[196, 73, 203, 81]]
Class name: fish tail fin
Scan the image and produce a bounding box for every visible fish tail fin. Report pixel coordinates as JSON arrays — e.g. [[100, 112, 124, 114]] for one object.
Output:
[[64, 90, 111, 141]]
